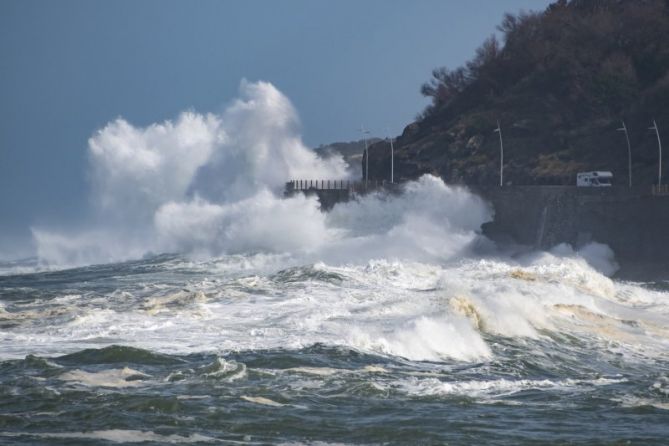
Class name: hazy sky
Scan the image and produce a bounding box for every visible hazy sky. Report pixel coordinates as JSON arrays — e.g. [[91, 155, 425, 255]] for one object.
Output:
[[0, 0, 553, 258]]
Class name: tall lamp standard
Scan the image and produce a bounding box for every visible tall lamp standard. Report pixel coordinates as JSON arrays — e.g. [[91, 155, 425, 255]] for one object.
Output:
[[617, 121, 633, 188], [360, 127, 370, 188], [494, 120, 504, 187], [649, 120, 663, 186], [389, 135, 395, 183]]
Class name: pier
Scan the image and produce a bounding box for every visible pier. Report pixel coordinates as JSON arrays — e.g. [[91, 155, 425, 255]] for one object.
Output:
[[285, 179, 389, 193], [284, 179, 398, 210]]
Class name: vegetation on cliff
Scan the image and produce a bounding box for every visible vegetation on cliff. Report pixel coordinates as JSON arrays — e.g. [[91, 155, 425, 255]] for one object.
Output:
[[366, 0, 669, 185]]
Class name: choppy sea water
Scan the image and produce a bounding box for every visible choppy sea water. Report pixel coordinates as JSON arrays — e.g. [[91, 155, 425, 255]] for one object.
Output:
[[1, 253, 668, 445]]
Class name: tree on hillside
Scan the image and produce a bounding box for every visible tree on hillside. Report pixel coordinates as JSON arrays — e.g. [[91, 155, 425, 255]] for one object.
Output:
[[421, 0, 669, 119]]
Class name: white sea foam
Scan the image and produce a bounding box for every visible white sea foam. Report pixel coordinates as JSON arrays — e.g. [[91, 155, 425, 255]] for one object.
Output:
[[200, 357, 247, 382], [18, 429, 217, 443], [613, 396, 669, 410], [395, 376, 627, 398], [346, 314, 491, 362], [241, 395, 285, 407], [59, 367, 151, 388], [2, 251, 668, 364], [284, 367, 343, 376]]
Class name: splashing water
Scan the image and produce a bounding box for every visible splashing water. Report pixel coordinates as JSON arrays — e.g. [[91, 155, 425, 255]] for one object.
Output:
[[32, 80, 349, 267]]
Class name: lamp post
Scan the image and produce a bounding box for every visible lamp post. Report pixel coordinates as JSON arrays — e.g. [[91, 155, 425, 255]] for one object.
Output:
[[617, 121, 632, 188], [494, 120, 504, 187], [649, 120, 663, 186], [389, 135, 395, 183], [360, 126, 370, 187]]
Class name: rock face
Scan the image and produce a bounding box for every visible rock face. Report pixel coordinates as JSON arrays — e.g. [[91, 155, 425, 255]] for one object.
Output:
[[364, 0, 669, 186]]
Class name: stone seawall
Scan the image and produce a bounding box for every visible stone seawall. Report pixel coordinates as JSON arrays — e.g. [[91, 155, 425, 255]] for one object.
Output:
[[475, 186, 669, 264], [285, 182, 669, 265]]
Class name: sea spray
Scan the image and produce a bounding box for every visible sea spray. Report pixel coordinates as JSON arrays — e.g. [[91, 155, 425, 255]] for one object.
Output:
[[32, 80, 348, 267]]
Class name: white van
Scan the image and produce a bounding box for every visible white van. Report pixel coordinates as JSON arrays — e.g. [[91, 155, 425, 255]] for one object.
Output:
[[576, 171, 613, 187]]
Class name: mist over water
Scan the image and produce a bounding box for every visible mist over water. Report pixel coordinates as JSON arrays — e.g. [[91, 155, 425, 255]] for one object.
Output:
[[3, 81, 669, 444]]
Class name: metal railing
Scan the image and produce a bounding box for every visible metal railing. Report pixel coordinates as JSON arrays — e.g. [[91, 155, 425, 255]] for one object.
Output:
[[286, 179, 387, 192]]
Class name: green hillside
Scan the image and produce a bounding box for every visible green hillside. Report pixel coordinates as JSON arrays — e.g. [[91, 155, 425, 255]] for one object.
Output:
[[366, 0, 669, 186]]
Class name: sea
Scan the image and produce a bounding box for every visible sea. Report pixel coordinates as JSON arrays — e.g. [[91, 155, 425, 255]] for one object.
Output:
[[2, 82, 669, 444], [1, 247, 668, 445]]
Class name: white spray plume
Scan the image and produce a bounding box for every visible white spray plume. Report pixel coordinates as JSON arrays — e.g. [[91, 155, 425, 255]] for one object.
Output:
[[29, 73, 621, 276], [192, 80, 349, 202], [32, 80, 351, 266], [88, 111, 220, 225], [321, 175, 493, 264], [154, 191, 331, 257], [32, 79, 497, 267]]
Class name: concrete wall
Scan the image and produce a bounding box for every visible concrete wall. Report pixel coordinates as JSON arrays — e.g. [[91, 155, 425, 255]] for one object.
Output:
[[285, 182, 669, 264], [475, 186, 669, 263]]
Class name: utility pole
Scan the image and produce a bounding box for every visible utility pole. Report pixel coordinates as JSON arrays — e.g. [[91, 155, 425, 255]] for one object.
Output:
[[494, 120, 504, 186], [360, 126, 370, 187], [649, 120, 663, 186], [617, 121, 633, 188]]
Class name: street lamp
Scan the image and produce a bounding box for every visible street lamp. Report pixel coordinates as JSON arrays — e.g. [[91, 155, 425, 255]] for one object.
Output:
[[494, 120, 504, 187], [616, 121, 632, 188], [649, 120, 663, 186], [360, 126, 370, 187], [389, 135, 395, 183]]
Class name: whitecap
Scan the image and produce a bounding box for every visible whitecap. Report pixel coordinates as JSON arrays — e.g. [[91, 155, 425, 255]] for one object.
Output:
[[59, 367, 151, 388]]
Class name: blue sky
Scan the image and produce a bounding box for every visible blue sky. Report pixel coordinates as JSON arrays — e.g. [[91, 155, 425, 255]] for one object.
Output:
[[0, 0, 553, 258]]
